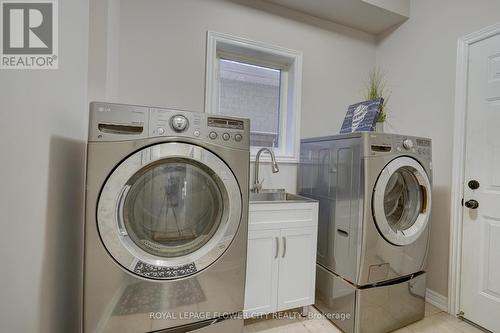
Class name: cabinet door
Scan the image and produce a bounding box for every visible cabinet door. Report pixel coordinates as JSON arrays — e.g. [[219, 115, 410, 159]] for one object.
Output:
[[244, 229, 280, 317], [277, 227, 317, 311]]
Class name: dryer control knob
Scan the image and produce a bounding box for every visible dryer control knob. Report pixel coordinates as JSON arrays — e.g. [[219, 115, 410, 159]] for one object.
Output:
[[403, 139, 414, 150], [170, 115, 189, 132]]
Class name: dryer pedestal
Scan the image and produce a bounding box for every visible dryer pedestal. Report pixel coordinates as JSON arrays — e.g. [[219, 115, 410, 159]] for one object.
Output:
[[315, 265, 426, 333]]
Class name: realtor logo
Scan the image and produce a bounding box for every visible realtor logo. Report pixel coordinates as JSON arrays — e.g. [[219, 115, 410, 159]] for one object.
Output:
[[1, 0, 58, 69]]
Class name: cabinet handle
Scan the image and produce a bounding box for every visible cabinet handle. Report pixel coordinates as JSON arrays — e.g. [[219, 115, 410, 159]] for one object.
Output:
[[275, 237, 279, 259], [282, 236, 286, 258]]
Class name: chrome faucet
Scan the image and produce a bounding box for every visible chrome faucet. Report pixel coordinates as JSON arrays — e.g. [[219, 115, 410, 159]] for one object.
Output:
[[252, 148, 279, 193]]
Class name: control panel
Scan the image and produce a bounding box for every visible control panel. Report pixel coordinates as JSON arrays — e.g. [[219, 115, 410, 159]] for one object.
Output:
[[149, 109, 249, 149], [89, 102, 249, 149], [150, 108, 200, 138], [414, 138, 432, 157], [396, 136, 431, 157], [206, 116, 245, 144], [368, 133, 431, 157]]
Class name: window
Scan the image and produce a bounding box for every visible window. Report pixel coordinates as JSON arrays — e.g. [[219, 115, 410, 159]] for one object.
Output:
[[206, 31, 302, 162], [219, 59, 281, 148]]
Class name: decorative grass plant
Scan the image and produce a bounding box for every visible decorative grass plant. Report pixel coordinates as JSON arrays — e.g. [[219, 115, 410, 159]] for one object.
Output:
[[365, 68, 390, 123]]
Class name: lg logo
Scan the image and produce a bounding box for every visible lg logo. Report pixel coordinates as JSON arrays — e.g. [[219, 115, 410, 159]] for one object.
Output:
[[1, 1, 58, 69]]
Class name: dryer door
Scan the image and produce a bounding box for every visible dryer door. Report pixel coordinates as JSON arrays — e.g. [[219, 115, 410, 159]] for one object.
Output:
[[97, 142, 242, 279], [372, 157, 431, 246]]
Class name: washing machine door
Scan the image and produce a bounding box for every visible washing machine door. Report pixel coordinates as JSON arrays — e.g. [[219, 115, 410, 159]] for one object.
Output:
[[372, 156, 431, 246], [97, 142, 242, 279]]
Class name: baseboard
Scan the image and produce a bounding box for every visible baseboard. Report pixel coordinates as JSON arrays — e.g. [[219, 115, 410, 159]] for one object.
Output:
[[425, 288, 448, 312]]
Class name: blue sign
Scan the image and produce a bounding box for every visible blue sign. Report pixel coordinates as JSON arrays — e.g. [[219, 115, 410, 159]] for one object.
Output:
[[340, 98, 383, 134]]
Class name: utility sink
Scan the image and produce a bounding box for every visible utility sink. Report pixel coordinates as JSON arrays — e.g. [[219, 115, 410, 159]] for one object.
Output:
[[249, 189, 314, 203]]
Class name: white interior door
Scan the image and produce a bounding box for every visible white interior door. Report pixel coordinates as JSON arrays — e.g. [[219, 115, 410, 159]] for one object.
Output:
[[461, 32, 500, 332]]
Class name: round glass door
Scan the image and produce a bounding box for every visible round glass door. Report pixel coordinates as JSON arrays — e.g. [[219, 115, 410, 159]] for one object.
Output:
[[97, 142, 242, 280], [372, 157, 431, 246], [123, 158, 224, 258]]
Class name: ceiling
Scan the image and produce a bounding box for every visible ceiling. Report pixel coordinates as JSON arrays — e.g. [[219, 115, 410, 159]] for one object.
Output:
[[263, 0, 410, 35]]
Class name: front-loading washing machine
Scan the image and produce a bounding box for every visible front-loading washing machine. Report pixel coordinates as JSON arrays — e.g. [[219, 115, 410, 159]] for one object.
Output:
[[83, 102, 249, 333], [299, 132, 432, 333]]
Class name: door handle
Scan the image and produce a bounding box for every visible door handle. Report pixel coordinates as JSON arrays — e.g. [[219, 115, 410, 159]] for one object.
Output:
[[282, 236, 286, 258], [117, 185, 131, 235], [468, 180, 480, 190], [464, 199, 479, 209], [275, 237, 279, 259]]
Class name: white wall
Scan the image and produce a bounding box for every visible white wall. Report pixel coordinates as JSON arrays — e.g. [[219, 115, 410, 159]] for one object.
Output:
[[0, 1, 89, 332], [90, 0, 376, 193], [375, 0, 500, 297]]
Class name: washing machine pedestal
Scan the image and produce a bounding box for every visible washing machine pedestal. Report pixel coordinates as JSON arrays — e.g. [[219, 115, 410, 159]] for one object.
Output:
[[315, 264, 426, 333]]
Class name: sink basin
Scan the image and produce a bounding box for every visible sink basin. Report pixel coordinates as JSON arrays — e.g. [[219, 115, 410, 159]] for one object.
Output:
[[249, 189, 314, 203]]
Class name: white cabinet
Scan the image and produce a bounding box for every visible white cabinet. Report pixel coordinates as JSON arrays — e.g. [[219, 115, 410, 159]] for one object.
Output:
[[277, 227, 316, 311], [244, 229, 280, 315], [244, 201, 318, 317]]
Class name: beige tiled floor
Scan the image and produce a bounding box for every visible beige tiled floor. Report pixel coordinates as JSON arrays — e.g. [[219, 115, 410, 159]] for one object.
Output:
[[243, 303, 484, 333]]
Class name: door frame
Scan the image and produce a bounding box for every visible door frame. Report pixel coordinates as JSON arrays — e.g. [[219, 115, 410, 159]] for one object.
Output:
[[449, 22, 500, 316]]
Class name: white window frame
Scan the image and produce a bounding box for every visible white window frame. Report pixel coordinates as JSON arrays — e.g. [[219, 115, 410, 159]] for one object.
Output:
[[205, 31, 302, 163]]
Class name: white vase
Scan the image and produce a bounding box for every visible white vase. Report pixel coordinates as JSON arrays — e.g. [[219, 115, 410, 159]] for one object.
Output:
[[375, 122, 384, 132]]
